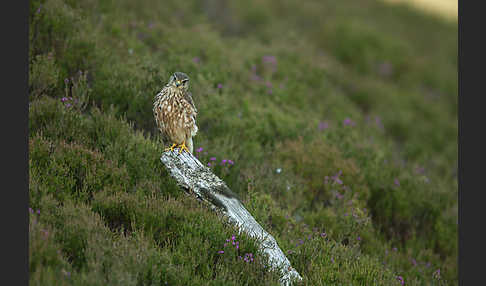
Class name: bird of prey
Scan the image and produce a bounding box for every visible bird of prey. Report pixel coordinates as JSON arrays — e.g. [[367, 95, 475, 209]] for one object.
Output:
[[153, 72, 198, 154]]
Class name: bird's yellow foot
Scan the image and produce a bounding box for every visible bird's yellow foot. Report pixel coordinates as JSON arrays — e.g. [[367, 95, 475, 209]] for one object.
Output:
[[177, 141, 191, 154], [165, 143, 177, 152]]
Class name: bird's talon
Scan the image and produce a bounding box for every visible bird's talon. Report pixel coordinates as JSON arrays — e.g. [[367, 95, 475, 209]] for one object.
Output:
[[177, 141, 190, 154], [165, 143, 177, 152]]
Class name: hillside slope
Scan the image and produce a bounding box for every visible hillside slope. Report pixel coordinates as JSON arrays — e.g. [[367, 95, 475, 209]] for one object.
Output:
[[29, 0, 457, 285]]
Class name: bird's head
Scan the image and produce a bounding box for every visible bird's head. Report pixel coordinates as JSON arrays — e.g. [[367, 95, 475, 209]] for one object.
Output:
[[168, 72, 190, 91]]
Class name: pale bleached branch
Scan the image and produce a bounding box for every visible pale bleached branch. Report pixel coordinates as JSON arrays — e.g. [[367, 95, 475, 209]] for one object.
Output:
[[160, 149, 303, 286]]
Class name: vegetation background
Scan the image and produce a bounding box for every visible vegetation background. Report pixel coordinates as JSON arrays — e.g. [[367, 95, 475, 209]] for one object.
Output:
[[28, 0, 457, 285]]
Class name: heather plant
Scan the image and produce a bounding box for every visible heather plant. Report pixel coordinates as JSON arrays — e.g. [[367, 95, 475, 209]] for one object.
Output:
[[29, 0, 457, 284], [62, 70, 91, 112], [29, 52, 60, 99]]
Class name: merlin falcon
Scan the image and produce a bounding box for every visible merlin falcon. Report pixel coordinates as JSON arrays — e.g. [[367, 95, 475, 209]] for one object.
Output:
[[153, 72, 198, 154]]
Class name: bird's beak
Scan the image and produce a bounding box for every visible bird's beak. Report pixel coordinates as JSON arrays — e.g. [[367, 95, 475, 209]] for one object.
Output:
[[175, 80, 181, 87]]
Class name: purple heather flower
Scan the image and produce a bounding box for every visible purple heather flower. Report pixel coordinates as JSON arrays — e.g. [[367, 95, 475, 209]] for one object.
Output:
[[221, 159, 227, 165], [331, 170, 343, 185], [192, 57, 200, 63], [343, 118, 355, 126], [318, 121, 329, 131], [36, 5, 42, 14], [396, 276, 404, 285], [210, 157, 216, 161], [196, 147, 203, 152], [64, 78, 69, 84], [320, 232, 327, 238], [433, 269, 441, 279], [36, 210, 40, 215], [262, 55, 277, 64], [217, 83, 223, 89], [228, 160, 234, 165], [357, 236, 361, 241], [207, 162, 212, 167], [411, 258, 417, 266], [231, 235, 235, 241], [393, 247, 398, 252], [224, 243, 227, 247], [61, 97, 68, 102], [415, 166, 425, 174], [41, 230, 49, 239], [218, 250, 224, 254], [330, 257, 334, 263], [66, 103, 72, 108], [394, 178, 400, 186]]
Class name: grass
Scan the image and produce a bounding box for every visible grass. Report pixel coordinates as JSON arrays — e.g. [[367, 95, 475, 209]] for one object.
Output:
[[29, 0, 457, 285]]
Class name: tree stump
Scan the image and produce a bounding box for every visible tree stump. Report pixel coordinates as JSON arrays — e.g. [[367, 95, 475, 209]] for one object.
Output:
[[160, 149, 303, 286]]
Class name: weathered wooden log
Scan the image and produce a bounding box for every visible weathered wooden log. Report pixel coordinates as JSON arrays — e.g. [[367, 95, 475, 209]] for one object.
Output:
[[160, 149, 303, 286]]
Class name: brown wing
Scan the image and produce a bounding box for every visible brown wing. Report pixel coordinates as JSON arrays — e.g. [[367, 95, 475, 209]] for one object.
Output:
[[182, 91, 198, 137], [184, 91, 197, 114], [153, 88, 169, 141]]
